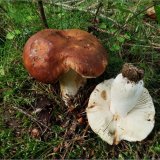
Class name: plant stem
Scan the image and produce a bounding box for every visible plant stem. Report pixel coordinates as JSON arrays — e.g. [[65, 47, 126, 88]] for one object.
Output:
[[11, 105, 51, 131], [38, 0, 49, 28], [93, 2, 103, 22]]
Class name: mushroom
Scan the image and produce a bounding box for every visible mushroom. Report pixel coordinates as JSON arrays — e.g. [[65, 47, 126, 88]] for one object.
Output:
[[23, 29, 108, 105], [86, 63, 155, 145]]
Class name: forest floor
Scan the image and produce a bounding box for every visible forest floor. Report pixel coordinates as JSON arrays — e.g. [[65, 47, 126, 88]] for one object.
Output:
[[0, 0, 160, 159]]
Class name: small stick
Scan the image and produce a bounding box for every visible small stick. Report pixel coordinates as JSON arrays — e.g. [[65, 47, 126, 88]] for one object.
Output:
[[89, 26, 113, 35], [82, 123, 89, 137], [143, 21, 159, 31], [11, 105, 51, 131], [63, 0, 82, 4], [37, 0, 49, 28], [123, 43, 160, 49], [74, 0, 85, 6], [93, 2, 103, 22], [50, 2, 123, 29], [124, 0, 142, 28]]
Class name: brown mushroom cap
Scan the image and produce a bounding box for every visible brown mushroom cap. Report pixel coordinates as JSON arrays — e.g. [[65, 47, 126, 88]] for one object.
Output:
[[23, 29, 108, 83]]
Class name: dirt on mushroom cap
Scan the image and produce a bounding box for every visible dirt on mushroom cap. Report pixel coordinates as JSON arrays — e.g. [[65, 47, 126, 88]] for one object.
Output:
[[122, 63, 144, 83]]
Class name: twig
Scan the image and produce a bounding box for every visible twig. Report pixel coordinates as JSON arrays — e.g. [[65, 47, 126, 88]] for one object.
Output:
[[123, 43, 160, 49], [61, 142, 72, 159], [61, 134, 83, 159], [123, 4, 158, 27], [126, 4, 156, 23], [51, 2, 123, 29], [151, 42, 160, 47], [82, 123, 89, 137], [74, 0, 85, 6], [61, 124, 89, 159], [143, 21, 159, 31], [63, 0, 82, 4], [60, 127, 72, 159], [124, 0, 142, 28], [112, 3, 158, 36], [93, 2, 103, 22], [88, 26, 113, 35], [11, 105, 51, 131], [37, 0, 49, 28]]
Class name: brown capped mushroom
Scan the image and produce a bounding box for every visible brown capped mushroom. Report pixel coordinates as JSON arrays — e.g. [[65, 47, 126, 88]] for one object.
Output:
[[23, 29, 108, 105]]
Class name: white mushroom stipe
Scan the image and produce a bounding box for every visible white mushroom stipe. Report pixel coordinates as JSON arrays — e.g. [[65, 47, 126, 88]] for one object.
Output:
[[110, 73, 144, 117], [59, 69, 86, 105], [86, 78, 155, 145]]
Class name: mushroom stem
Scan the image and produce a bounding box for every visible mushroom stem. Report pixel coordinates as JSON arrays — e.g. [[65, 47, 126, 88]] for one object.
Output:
[[110, 63, 144, 117], [59, 69, 86, 105]]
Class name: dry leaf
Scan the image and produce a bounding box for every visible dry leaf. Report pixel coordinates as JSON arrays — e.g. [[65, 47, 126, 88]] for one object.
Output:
[[31, 128, 40, 138], [146, 7, 156, 19], [77, 117, 84, 125]]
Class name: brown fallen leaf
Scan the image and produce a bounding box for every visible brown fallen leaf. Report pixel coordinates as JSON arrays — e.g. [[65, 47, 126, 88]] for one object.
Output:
[[146, 7, 156, 19], [77, 117, 84, 125], [53, 144, 61, 153], [31, 128, 40, 138]]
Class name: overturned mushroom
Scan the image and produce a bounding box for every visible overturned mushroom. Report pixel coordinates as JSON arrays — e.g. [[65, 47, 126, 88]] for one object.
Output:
[[23, 29, 108, 105], [86, 63, 155, 145]]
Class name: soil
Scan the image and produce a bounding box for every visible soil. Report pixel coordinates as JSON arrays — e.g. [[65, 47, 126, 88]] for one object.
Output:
[[122, 63, 144, 83]]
